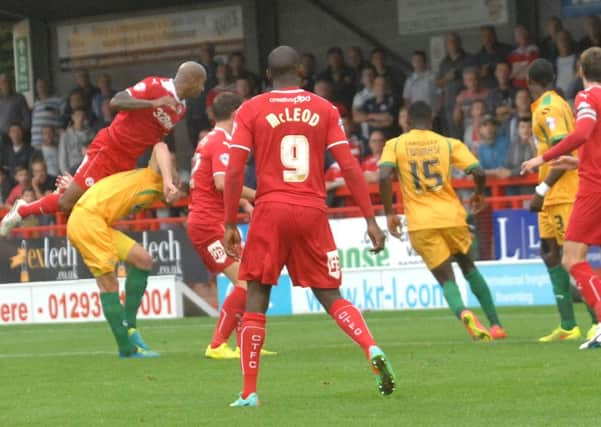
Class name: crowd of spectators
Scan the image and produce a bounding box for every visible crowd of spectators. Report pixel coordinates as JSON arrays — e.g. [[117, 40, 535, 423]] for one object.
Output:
[[1, 14, 599, 216]]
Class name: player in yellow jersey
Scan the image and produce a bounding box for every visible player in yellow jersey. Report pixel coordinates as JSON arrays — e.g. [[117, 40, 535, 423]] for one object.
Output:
[[379, 101, 506, 341], [66, 142, 179, 358], [526, 59, 598, 342]]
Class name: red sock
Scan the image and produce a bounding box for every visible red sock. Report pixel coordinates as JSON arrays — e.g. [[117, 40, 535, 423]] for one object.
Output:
[[329, 299, 377, 358], [210, 286, 246, 348], [240, 312, 266, 399], [570, 262, 601, 319], [18, 193, 61, 218]]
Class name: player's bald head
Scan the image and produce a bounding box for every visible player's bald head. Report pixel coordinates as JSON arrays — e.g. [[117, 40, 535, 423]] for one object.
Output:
[[268, 46, 301, 78], [174, 61, 207, 99]]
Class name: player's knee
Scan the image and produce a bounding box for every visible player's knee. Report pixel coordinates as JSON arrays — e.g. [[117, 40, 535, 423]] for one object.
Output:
[[132, 252, 153, 271], [562, 253, 578, 272]]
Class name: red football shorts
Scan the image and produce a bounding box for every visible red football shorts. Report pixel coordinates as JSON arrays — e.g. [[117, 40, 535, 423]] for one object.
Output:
[[187, 222, 235, 274], [73, 129, 136, 189], [239, 202, 341, 288], [566, 192, 601, 245]]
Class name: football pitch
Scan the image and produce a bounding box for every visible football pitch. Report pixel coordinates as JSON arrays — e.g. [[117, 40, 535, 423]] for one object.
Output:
[[1, 306, 599, 427]]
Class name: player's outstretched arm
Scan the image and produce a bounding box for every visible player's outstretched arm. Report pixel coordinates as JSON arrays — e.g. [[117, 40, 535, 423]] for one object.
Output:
[[329, 143, 385, 253], [379, 165, 402, 239], [150, 142, 178, 203], [109, 91, 176, 112]]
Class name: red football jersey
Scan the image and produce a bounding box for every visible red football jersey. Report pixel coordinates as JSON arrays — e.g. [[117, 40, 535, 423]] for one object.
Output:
[[360, 155, 378, 173], [188, 127, 231, 225], [574, 87, 601, 195], [230, 88, 347, 209], [92, 76, 186, 162]]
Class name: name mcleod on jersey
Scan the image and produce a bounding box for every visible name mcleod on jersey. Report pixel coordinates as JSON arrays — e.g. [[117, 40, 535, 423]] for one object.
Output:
[[266, 107, 321, 128]]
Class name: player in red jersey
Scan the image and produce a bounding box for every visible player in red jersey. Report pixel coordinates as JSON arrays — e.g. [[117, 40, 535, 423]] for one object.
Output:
[[0, 62, 207, 236], [223, 46, 395, 407], [187, 92, 276, 359], [522, 47, 601, 349]]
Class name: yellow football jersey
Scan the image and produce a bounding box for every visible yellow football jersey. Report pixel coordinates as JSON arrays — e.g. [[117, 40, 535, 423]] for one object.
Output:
[[75, 167, 163, 225], [531, 90, 578, 206], [379, 129, 479, 231]]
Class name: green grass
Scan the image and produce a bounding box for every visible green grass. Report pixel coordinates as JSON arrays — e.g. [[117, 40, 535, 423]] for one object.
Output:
[[0, 306, 599, 426]]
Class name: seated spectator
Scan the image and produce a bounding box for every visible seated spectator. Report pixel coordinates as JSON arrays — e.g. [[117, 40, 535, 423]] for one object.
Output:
[[486, 61, 515, 123], [300, 53, 317, 91], [508, 25, 539, 88], [540, 16, 563, 63], [370, 47, 404, 100], [476, 25, 514, 88], [59, 108, 94, 174], [6, 164, 29, 206], [92, 73, 116, 129], [362, 130, 386, 183], [61, 89, 92, 129], [198, 43, 218, 89], [0, 73, 31, 135], [555, 30, 577, 95], [19, 187, 39, 228], [403, 50, 437, 109], [206, 63, 234, 118], [398, 105, 409, 134], [317, 46, 356, 108], [565, 58, 584, 103], [0, 166, 14, 209], [1, 123, 34, 176], [39, 126, 59, 176], [501, 117, 537, 194], [578, 15, 601, 52], [71, 68, 99, 110], [356, 76, 397, 134], [477, 114, 510, 176], [506, 88, 531, 144], [228, 52, 260, 92], [30, 158, 56, 201], [324, 161, 345, 207], [235, 77, 255, 100], [453, 67, 489, 135], [341, 115, 364, 160], [352, 65, 376, 139], [313, 78, 349, 117], [463, 99, 488, 154], [30, 78, 63, 148], [347, 46, 369, 88]]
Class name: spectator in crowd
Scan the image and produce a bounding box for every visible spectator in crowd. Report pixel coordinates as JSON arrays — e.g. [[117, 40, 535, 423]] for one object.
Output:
[[398, 105, 409, 134], [555, 30, 577, 96], [324, 160, 345, 207], [578, 14, 601, 52], [60, 89, 90, 129], [186, 43, 218, 142], [313, 78, 349, 117], [565, 57, 584, 102], [317, 46, 355, 108], [92, 73, 116, 129], [39, 126, 59, 177], [501, 117, 537, 194], [300, 52, 317, 91], [361, 129, 386, 183], [353, 65, 376, 140], [0, 166, 14, 208], [487, 61, 515, 124], [1, 123, 34, 176], [0, 73, 31, 135], [205, 63, 235, 118], [341, 115, 364, 160], [506, 88, 531, 144], [71, 69, 99, 110], [199, 43, 218, 89], [540, 16, 563, 64], [464, 99, 488, 154], [347, 46, 369, 88], [477, 114, 510, 176], [228, 52, 260, 91], [30, 78, 63, 148], [5, 164, 29, 207], [453, 67, 489, 135], [356, 75, 397, 134], [403, 50, 437, 109], [508, 25, 539, 88], [476, 25, 514, 89], [59, 107, 94, 174], [235, 77, 255, 100], [370, 47, 403, 99], [30, 158, 55, 201], [437, 32, 475, 138]]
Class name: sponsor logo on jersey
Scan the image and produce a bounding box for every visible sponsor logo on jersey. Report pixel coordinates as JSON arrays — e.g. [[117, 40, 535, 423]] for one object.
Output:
[[327, 249, 341, 279], [153, 107, 175, 130], [269, 95, 311, 104], [208, 240, 227, 264]]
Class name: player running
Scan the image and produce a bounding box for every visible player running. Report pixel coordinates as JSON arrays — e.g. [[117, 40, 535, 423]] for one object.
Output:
[[522, 47, 601, 349], [379, 101, 506, 342], [223, 46, 395, 407], [526, 59, 598, 342], [66, 142, 178, 358], [0, 61, 206, 236], [187, 92, 275, 359]]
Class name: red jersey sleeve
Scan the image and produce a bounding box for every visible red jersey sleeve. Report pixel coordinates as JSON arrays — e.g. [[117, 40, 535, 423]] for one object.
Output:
[[212, 142, 230, 176], [126, 77, 159, 100], [326, 106, 348, 150], [230, 102, 254, 153]]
